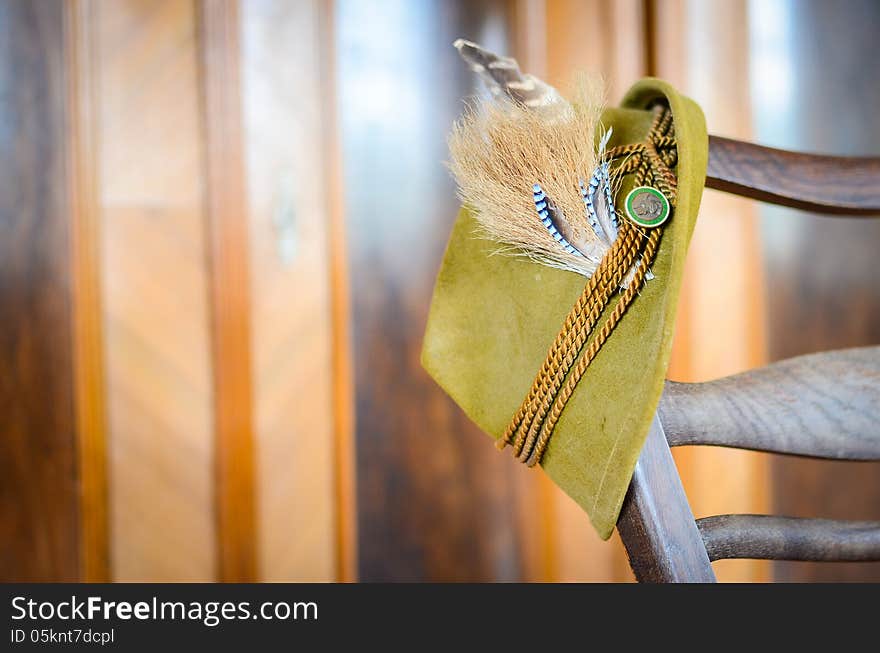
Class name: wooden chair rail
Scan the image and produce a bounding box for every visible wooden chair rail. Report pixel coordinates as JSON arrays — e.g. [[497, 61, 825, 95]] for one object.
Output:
[[617, 416, 716, 583], [659, 346, 880, 460], [706, 135, 880, 215], [697, 515, 880, 562]]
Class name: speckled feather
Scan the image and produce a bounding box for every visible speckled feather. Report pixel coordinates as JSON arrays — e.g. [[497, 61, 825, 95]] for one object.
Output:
[[449, 40, 618, 278]]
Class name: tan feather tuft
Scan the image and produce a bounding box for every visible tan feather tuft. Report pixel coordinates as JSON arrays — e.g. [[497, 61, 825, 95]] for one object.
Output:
[[448, 78, 609, 276]]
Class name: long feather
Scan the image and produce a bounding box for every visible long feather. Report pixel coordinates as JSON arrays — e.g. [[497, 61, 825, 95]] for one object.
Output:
[[534, 184, 583, 257], [453, 39, 566, 111], [449, 40, 621, 277], [580, 162, 618, 247]]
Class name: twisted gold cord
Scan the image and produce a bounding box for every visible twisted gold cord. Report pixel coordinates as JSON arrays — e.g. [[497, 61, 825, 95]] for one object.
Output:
[[526, 228, 662, 466], [500, 105, 678, 467]]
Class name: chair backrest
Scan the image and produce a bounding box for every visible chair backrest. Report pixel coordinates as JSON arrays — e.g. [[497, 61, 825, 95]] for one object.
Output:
[[616, 138, 880, 582]]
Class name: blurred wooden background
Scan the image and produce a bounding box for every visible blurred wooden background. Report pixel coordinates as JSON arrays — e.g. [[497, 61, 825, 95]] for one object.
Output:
[[1, 0, 877, 582]]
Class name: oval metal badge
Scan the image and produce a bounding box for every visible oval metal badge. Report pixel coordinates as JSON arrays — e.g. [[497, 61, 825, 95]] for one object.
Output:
[[624, 186, 670, 228]]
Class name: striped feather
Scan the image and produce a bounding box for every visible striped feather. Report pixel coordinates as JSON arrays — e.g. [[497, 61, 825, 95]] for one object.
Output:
[[533, 184, 583, 257], [580, 163, 618, 247], [449, 40, 613, 277], [453, 39, 566, 112]]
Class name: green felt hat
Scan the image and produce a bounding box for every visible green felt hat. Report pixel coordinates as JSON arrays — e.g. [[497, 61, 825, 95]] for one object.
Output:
[[422, 78, 708, 539]]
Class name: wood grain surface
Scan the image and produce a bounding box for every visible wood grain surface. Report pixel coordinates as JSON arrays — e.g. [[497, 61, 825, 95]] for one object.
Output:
[[698, 515, 880, 562], [65, 0, 110, 582], [240, 0, 338, 582], [318, 0, 358, 582], [707, 135, 880, 215], [96, 0, 216, 581], [617, 416, 716, 583], [199, 0, 258, 582], [0, 0, 80, 582], [660, 347, 880, 460]]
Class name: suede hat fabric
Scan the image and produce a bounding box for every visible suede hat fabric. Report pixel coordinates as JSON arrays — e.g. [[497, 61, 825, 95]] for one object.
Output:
[[422, 78, 708, 539]]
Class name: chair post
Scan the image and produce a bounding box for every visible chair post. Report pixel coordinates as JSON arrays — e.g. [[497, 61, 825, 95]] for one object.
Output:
[[617, 413, 716, 582]]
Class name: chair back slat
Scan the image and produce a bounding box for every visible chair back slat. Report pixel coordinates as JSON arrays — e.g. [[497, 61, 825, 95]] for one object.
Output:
[[697, 515, 880, 562], [707, 135, 880, 215], [659, 346, 880, 460]]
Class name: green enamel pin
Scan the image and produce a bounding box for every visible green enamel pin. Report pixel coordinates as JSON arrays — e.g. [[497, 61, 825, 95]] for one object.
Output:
[[624, 185, 670, 228]]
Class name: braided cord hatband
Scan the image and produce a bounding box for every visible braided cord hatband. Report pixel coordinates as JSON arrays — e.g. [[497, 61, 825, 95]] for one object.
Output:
[[499, 106, 679, 467]]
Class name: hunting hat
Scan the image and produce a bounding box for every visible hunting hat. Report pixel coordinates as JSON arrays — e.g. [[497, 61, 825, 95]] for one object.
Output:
[[421, 42, 707, 539]]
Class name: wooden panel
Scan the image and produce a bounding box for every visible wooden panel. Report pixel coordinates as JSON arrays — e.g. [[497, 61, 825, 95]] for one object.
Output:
[[748, 0, 880, 582], [239, 0, 337, 581], [653, 0, 770, 583], [95, 0, 216, 581], [339, 0, 557, 581], [65, 0, 110, 582], [0, 0, 80, 582], [320, 0, 358, 583], [199, 0, 258, 583]]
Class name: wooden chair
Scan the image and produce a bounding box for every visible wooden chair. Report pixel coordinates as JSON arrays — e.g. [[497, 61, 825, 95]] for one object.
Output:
[[616, 137, 880, 582]]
